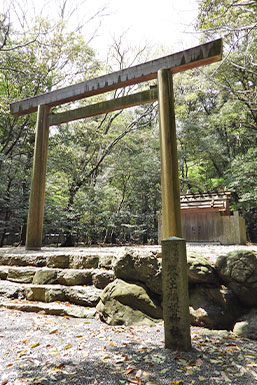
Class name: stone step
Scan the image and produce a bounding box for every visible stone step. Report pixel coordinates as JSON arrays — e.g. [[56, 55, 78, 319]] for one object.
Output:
[[0, 250, 114, 270], [0, 265, 115, 289], [25, 284, 101, 306], [0, 298, 96, 318], [0, 280, 24, 299], [0, 280, 102, 307]]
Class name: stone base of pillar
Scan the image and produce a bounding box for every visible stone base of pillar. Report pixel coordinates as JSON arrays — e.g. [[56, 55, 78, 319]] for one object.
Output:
[[161, 236, 191, 351]]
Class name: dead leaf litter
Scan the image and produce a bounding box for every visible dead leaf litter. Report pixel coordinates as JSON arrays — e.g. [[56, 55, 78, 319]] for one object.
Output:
[[0, 308, 256, 385]]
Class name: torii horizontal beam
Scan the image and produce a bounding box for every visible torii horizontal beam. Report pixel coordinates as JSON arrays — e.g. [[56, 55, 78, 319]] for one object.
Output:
[[47, 88, 158, 126], [10, 39, 222, 117]]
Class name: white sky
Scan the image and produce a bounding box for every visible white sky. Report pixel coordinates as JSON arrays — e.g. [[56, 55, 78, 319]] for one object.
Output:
[[92, 0, 199, 55], [2, 0, 200, 59]]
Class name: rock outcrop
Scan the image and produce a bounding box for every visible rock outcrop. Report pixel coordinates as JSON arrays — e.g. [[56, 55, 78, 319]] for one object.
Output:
[[189, 285, 243, 329], [187, 252, 219, 286], [233, 308, 257, 340], [113, 249, 162, 295], [215, 250, 257, 307], [1, 247, 257, 339], [96, 279, 162, 326]]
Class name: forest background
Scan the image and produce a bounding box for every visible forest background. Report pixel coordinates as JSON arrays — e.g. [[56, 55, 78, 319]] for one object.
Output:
[[0, 0, 256, 247]]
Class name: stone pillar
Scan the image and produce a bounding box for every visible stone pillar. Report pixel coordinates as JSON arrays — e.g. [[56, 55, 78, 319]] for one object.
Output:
[[157, 69, 182, 239], [161, 237, 191, 351], [26, 104, 50, 250]]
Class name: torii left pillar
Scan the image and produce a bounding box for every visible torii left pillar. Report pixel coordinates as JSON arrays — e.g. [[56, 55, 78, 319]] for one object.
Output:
[[26, 105, 50, 250]]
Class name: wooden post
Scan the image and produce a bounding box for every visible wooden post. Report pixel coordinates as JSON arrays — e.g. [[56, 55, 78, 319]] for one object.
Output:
[[161, 237, 191, 351], [158, 69, 182, 239], [158, 69, 191, 350], [26, 104, 50, 250]]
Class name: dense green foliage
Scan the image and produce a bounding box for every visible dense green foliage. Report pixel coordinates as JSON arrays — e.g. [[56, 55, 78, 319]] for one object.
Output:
[[0, 0, 256, 245], [192, 0, 257, 240], [0, 12, 100, 246]]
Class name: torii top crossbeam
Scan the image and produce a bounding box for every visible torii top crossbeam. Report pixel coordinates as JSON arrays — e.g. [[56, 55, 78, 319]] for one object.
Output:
[[10, 39, 222, 117]]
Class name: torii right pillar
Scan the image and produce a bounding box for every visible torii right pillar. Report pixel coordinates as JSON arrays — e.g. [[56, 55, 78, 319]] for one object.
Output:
[[158, 69, 191, 351]]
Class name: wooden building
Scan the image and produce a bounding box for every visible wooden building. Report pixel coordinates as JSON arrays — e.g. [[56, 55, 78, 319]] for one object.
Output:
[[159, 192, 247, 244]]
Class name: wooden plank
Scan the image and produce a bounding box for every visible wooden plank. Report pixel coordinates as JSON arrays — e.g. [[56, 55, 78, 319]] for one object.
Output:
[[10, 39, 222, 116], [47, 88, 158, 126]]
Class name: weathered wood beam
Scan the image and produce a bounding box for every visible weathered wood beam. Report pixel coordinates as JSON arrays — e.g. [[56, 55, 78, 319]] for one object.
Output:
[[47, 88, 158, 126], [10, 39, 222, 116]]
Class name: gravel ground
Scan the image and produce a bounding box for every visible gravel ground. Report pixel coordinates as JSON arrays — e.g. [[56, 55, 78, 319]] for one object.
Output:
[[2, 242, 257, 266], [1, 307, 257, 385]]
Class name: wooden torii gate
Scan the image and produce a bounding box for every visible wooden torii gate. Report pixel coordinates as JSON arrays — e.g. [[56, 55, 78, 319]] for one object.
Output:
[[10, 39, 222, 350]]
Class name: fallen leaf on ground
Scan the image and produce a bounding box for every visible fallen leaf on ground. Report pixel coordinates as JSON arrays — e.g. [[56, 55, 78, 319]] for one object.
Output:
[[129, 378, 141, 385], [30, 342, 40, 348], [18, 349, 27, 357], [135, 369, 143, 378], [54, 363, 65, 369], [64, 344, 72, 350], [126, 368, 135, 375]]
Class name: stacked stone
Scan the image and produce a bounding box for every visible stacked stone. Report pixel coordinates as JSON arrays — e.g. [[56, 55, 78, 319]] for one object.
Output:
[[0, 248, 257, 340]]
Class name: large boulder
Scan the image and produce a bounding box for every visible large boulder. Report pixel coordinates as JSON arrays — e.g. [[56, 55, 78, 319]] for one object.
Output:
[[189, 285, 244, 330], [65, 286, 101, 307], [233, 308, 257, 340], [57, 269, 92, 286], [92, 269, 115, 289], [215, 250, 257, 307], [33, 269, 58, 285], [187, 252, 219, 286], [96, 279, 162, 326], [113, 249, 162, 295]]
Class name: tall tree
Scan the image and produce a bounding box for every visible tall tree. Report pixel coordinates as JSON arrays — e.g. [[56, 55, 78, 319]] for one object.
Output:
[[176, 0, 257, 240], [0, 6, 100, 245]]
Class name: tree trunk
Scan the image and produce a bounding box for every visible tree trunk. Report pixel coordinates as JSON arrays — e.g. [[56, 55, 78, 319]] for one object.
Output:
[[0, 231, 6, 248]]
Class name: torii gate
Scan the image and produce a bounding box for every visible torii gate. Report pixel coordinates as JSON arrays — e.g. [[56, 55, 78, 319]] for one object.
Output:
[[10, 39, 222, 350]]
